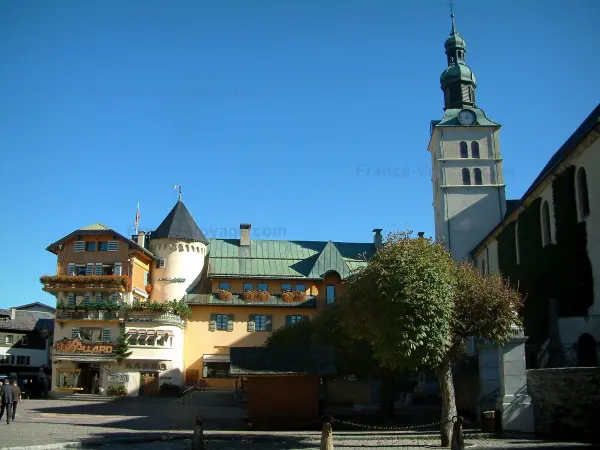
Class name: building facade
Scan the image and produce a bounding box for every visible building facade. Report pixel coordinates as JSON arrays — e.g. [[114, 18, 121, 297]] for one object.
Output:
[[182, 224, 376, 389], [43, 222, 189, 396], [428, 15, 600, 368]]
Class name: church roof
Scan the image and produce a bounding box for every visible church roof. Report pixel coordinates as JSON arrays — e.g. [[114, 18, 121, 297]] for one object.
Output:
[[153, 200, 209, 244]]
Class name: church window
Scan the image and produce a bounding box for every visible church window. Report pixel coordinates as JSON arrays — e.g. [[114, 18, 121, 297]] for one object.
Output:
[[461, 168, 471, 185], [473, 168, 482, 185], [541, 201, 552, 246], [576, 167, 590, 220], [515, 221, 520, 265], [459, 142, 468, 158], [471, 142, 480, 158]]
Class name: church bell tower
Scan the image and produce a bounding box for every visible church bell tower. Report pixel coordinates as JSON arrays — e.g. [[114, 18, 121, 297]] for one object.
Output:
[[428, 13, 507, 261]]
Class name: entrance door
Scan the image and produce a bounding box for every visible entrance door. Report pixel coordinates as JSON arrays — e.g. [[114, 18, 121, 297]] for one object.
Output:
[[78, 364, 101, 394], [139, 372, 159, 396]]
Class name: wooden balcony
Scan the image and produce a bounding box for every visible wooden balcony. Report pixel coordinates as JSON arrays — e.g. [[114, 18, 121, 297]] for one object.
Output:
[[40, 275, 130, 292]]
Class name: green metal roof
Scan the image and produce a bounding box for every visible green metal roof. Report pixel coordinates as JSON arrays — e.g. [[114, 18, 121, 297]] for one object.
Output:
[[434, 108, 500, 128], [79, 223, 109, 231], [207, 238, 373, 279]]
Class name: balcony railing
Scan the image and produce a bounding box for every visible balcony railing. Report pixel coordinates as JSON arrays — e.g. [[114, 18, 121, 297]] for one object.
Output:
[[40, 275, 130, 292], [124, 312, 186, 327], [184, 293, 317, 308], [56, 310, 123, 321]]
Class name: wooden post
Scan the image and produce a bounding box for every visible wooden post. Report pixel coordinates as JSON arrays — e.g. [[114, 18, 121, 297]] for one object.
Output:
[[320, 416, 334, 450], [451, 416, 464, 450], [192, 415, 204, 450]]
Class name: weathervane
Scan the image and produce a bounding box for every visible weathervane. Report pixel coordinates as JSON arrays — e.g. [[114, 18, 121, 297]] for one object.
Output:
[[173, 185, 182, 201], [448, 0, 457, 33]]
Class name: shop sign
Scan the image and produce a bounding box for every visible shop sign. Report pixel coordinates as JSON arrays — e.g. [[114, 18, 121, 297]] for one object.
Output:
[[54, 337, 115, 355], [158, 277, 186, 282], [108, 372, 129, 383]]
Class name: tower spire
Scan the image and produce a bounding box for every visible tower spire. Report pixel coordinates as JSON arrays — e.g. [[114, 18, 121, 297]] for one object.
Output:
[[449, 1, 457, 34], [173, 185, 182, 201]]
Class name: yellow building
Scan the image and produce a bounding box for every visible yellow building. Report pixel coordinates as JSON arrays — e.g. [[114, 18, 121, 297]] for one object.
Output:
[[183, 224, 377, 390]]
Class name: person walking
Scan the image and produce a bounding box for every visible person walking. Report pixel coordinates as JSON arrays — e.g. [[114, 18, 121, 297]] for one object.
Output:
[[11, 381, 21, 421], [0, 379, 14, 424]]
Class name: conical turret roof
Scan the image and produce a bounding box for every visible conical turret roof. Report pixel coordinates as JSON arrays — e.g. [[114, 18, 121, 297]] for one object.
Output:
[[153, 200, 208, 244]]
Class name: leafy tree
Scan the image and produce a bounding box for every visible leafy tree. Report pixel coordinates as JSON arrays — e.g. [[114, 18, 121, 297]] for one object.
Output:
[[435, 261, 523, 445], [114, 327, 132, 363]]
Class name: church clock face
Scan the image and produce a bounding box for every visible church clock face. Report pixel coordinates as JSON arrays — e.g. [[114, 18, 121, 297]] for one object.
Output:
[[458, 109, 476, 126]]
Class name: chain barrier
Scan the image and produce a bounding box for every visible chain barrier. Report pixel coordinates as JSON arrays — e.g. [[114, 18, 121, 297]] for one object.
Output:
[[331, 417, 453, 431]]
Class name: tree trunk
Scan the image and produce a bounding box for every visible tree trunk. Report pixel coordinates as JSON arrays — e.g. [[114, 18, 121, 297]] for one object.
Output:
[[436, 362, 457, 447], [379, 370, 395, 419]]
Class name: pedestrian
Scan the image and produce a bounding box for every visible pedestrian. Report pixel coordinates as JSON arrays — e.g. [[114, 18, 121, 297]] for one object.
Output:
[[11, 381, 21, 422], [0, 379, 14, 424]]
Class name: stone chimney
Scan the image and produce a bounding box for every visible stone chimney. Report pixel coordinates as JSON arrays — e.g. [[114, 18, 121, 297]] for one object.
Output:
[[10, 308, 16, 320], [240, 224, 251, 246], [373, 229, 383, 250], [138, 231, 146, 249]]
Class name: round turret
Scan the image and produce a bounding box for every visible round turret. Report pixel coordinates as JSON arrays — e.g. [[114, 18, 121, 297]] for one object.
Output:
[[148, 200, 209, 303]]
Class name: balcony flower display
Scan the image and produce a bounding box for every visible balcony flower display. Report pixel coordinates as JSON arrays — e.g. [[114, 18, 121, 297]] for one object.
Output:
[[216, 289, 232, 301], [40, 275, 130, 290], [243, 290, 271, 302], [282, 291, 294, 302], [145, 284, 152, 294], [292, 291, 306, 302]]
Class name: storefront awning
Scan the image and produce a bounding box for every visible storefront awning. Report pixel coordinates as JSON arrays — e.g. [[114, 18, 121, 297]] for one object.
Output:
[[203, 354, 230, 362], [126, 329, 173, 337], [156, 330, 165, 336], [146, 330, 156, 337]]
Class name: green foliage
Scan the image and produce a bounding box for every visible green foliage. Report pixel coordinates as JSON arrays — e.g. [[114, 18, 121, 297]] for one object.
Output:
[[124, 299, 191, 319], [452, 262, 523, 346], [114, 327, 132, 363], [496, 165, 594, 345], [343, 231, 456, 371]]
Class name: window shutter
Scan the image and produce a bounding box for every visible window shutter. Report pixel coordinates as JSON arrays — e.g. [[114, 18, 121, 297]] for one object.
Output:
[[72, 328, 80, 339], [107, 241, 119, 251], [247, 314, 255, 332], [265, 315, 273, 332], [144, 272, 149, 285], [285, 316, 292, 327], [74, 241, 85, 252], [83, 293, 91, 305], [95, 294, 102, 304], [227, 314, 234, 332], [95, 263, 103, 275], [209, 314, 216, 332], [86, 263, 94, 275], [114, 263, 122, 276], [157, 259, 165, 268], [68, 263, 75, 276], [67, 294, 75, 306], [302, 315, 309, 322], [110, 295, 118, 305], [102, 329, 111, 342]]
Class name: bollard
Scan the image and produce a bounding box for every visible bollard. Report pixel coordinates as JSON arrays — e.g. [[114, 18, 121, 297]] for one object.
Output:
[[320, 416, 334, 450], [451, 416, 465, 450], [192, 415, 205, 450]]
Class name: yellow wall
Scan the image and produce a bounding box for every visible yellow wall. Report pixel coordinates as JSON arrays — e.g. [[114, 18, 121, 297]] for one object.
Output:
[[184, 306, 317, 388], [132, 257, 150, 293]]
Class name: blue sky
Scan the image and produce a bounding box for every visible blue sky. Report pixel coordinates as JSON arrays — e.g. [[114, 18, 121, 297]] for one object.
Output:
[[0, 0, 598, 308]]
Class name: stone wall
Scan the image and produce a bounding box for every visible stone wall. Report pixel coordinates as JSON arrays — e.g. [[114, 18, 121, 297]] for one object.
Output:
[[527, 368, 600, 442]]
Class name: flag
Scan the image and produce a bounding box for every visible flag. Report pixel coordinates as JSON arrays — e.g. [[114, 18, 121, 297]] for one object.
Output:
[[134, 203, 140, 234]]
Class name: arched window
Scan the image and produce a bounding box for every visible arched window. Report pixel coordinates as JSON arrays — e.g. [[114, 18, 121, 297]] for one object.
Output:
[[541, 201, 552, 246], [577, 167, 590, 220], [462, 168, 471, 185], [577, 333, 597, 367], [471, 141, 480, 158], [459, 141, 468, 158], [515, 221, 520, 265], [473, 168, 483, 185]]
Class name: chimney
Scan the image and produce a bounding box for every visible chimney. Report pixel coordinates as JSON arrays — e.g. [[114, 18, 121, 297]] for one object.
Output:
[[373, 229, 383, 250], [417, 232, 425, 238], [10, 308, 15, 320], [240, 224, 251, 246], [138, 231, 146, 249]]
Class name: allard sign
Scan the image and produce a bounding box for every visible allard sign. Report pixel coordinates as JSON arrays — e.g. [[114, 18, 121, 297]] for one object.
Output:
[[54, 337, 115, 354]]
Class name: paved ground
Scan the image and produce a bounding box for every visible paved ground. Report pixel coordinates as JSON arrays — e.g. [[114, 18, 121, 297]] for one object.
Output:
[[0, 394, 597, 449]]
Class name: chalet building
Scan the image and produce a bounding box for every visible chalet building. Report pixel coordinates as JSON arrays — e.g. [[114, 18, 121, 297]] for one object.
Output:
[[182, 224, 376, 389], [42, 220, 190, 396], [0, 303, 54, 381], [427, 13, 600, 368]]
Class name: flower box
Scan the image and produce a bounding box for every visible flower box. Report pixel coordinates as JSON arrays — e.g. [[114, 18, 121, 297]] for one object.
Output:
[[216, 289, 232, 301], [282, 291, 295, 302], [243, 290, 271, 302]]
